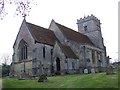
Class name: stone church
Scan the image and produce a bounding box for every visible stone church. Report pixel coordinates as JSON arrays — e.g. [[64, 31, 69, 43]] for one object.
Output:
[[11, 14, 108, 76]]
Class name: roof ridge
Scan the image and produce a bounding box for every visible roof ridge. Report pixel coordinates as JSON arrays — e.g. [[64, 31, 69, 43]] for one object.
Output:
[[26, 22, 39, 42], [26, 22, 56, 36], [55, 22, 89, 37], [26, 22, 58, 46], [55, 22, 94, 45], [26, 22, 49, 31]]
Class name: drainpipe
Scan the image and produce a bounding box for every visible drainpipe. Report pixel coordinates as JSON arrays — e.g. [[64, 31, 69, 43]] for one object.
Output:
[[51, 49, 54, 74], [83, 46, 87, 68], [24, 61, 25, 73], [67, 60, 69, 73]]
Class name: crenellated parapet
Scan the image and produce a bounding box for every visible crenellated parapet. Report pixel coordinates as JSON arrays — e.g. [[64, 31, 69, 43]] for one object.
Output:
[[77, 14, 100, 24]]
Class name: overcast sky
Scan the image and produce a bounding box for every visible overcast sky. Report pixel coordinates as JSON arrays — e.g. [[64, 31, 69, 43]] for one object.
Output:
[[0, 0, 119, 65]]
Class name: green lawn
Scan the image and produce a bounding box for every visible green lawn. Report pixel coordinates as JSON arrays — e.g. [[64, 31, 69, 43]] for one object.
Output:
[[0, 78, 2, 89], [2, 71, 119, 88]]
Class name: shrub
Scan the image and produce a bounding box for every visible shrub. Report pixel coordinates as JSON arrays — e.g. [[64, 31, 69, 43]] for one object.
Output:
[[2, 64, 10, 77], [38, 74, 48, 82]]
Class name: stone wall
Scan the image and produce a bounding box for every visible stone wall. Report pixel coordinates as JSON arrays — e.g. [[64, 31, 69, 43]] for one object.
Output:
[[13, 61, 32, 76], [64, 39, 106, 71], [13, 20, 35, 63], [52, 42, 66, 74], [52, 42, 80, 74], [12, 20, 35, 76], [32, 43, 53, 76]]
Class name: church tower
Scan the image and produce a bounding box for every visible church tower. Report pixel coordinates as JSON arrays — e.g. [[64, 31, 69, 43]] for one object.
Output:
[[77, 14, 104, 49]]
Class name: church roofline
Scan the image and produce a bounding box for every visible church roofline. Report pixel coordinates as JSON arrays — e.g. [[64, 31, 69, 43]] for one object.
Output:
[[26, 22, 59, 46], [13, 18, 95, 48], [54, 21, 94, 46], [56, 42, 78, 59]]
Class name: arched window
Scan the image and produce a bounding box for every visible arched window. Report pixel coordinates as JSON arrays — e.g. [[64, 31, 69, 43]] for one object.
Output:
[[18, 39, 28, 61]]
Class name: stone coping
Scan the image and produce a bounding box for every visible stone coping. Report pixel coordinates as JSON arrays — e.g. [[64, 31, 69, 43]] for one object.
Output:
[[14, 60, 32, 64]]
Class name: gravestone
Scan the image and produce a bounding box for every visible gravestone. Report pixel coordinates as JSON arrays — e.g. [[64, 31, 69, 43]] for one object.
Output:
[[91, 68, 95, 74], [19, 72, 32, 80], [61, 71, 64, 75], [19, 72, 26, 80], [106, 65, 114, 75], [84, 69, 88, 74]]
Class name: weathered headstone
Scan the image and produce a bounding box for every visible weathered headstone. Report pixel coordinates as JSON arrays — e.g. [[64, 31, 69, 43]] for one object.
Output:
[[91, 68, 95, 74], [106, 65, 114, 75], [19, 72, 25, 80], [18, 72, 32, 80], [84, 69, 88, 74], [61, 71, 64, 75]]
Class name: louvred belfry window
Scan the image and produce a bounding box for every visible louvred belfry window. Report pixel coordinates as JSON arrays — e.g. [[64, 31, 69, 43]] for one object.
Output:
[[84, 26, 88, 31]]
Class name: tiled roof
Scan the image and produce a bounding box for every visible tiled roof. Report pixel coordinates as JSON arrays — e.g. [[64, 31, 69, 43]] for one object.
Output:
[[58, 43, 78, 59], [26, 22, 58, 46], [55, 22, 94, 45]]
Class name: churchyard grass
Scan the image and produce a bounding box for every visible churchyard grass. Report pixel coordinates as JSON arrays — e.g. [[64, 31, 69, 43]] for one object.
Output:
[[0, 78, 2, 89], [2, 70, 119, 88]]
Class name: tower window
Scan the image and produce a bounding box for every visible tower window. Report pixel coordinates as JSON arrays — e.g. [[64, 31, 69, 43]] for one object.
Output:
[[84, 26, 88, 31], [43, 46, 45, 58]]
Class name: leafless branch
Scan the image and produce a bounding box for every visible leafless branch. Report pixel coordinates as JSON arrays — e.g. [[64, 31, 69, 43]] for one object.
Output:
[[0, 0, 36, 19], [1, 53, 11, 65], [14, 0, 36, 18], [0, 0, 6, 20]]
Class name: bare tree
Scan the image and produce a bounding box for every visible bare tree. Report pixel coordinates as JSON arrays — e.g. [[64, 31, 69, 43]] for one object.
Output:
[[0, 0, 4, 15], [0, 0, 36, 19], [0, 0, 6, 20], [13, 0, 36, 18], [1, 53, 11, 65], [1, 53, 11, 77]]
